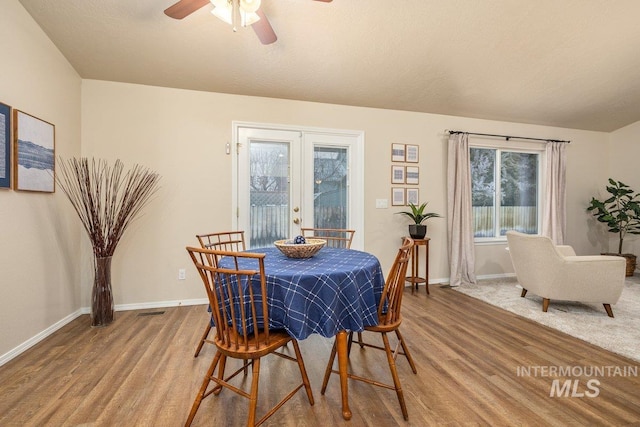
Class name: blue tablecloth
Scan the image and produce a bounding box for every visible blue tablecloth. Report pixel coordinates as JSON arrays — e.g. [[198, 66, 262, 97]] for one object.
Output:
[[218, 247, 385, 340]]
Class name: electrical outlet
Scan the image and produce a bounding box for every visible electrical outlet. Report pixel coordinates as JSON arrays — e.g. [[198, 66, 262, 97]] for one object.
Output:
[[178, 269, 186, 280]]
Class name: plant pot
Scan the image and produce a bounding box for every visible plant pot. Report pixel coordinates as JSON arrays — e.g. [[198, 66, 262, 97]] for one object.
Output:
[[92, 256, 115, 327], [602, 253, 637, 277], [408, 224, 427, 240]]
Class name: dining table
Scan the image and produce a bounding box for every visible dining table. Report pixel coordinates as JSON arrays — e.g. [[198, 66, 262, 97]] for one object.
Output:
[[218, 245, 385, 420]]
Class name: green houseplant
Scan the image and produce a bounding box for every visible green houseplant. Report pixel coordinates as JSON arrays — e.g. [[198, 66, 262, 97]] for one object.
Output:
[[587, 178, 640, 276], [397, 202, 441, 239]]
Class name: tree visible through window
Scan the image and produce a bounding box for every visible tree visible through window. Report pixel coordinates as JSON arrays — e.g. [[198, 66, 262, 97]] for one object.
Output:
[[471, 147, 539, 238]]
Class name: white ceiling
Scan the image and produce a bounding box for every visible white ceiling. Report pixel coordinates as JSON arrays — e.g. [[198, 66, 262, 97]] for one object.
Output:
[[17, 0, 640, 132]]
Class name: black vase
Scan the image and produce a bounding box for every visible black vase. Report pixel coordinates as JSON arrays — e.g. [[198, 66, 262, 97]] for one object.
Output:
[[408, 224, 427, 239]]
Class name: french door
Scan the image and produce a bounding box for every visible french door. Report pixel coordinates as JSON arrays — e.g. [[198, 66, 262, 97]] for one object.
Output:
[[234, 123, 364, 249]]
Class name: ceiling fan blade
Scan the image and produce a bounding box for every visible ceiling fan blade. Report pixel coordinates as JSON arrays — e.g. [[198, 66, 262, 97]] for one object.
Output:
[[252, 9, 277, 45], [164, 0, 210, 19]]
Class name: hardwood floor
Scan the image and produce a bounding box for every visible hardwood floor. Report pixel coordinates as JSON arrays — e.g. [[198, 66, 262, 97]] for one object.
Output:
[[1, 284, 639, 426]]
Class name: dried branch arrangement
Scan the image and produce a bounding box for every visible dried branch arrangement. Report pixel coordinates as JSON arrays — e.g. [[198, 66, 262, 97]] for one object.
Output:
[[55, 157, 161, 326], [56, 157, 161, 257]]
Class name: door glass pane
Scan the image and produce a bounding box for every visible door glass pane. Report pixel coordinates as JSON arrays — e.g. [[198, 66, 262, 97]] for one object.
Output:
[[471, 148, 496, 238], [249, 141, 289, 247], [500, 152, 539, 235], [313, 146, 348, 229]]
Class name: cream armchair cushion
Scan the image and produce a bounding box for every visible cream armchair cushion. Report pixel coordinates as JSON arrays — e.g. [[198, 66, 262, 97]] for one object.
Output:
[[506, 231, 626, 317]]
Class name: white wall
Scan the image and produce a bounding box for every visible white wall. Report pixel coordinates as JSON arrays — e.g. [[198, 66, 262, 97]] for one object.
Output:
[[609, 120, 640, 257], [80, 80, 611, 308], [0, 0, 82, 360]]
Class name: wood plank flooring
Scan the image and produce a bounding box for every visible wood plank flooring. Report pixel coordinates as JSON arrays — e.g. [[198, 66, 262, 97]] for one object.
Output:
[[1, 284, 639, 426]]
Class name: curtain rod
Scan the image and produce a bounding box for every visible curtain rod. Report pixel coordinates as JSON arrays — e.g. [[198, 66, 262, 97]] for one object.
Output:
[[446, 130, 570, 144]]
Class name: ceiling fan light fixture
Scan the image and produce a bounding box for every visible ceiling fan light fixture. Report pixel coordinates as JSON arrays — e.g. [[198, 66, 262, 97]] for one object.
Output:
[[239, 0, 261, 13], [211, 0, 260, 28]]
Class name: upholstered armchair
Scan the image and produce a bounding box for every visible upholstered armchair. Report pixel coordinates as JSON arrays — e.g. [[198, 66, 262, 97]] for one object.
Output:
[[506, 231, 626, 317]]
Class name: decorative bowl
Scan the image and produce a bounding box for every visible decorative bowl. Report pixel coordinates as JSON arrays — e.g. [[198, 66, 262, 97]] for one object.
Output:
[[274, 238, 326, 259]]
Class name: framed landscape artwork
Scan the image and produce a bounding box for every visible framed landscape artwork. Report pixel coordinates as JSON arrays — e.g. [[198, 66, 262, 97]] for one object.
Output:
[[13, 110, 55, 192], [0, 102, 10, 189]]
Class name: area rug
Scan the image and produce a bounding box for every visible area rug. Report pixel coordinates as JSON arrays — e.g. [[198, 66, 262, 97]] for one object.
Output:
[[453, 275, 640, 363]]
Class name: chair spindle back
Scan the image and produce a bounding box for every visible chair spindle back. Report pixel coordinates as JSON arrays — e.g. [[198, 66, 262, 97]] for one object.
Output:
[[377, 237, 414, 325], [186, 247, 272, 351]]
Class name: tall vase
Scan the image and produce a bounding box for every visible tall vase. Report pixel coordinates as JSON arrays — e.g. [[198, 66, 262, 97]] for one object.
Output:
[[92, 256, 115, 327]]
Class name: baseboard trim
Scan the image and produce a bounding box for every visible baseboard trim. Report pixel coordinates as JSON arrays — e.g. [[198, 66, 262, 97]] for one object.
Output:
[[0, 309, 83, 367], [0, 298, 209, 367]]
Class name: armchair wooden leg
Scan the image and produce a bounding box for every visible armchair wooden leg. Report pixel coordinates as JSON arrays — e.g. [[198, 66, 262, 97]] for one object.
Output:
[[542, 298, 550, 312], [603, 304, 614, 318], [520, 289, 528, 298]]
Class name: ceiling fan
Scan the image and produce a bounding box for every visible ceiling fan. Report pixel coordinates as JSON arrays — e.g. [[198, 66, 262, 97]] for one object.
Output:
[[164, 0, 333, 45]]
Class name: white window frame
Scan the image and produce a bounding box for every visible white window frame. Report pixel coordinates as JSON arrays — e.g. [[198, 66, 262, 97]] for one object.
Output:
[[469, 139, 546, 244]]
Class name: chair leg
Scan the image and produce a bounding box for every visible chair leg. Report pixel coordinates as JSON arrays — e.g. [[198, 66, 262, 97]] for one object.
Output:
[[521, 288, 528, 298], [194, 323, 212, 357], [381, 332, 409, 420], [357, 332, 364, 348], [542, 298, 550, 312], [185, 351, 222, 427], [395, 329, 417, 374], [213, 354, 227, 395], [603, 304, 614, 318], [321, 340, 338, 394], [291, 340, 315, 405], [247, 358, 260, 427]]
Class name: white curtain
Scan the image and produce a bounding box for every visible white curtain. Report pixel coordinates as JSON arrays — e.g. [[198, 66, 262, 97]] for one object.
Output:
[[541, 141, 567, 244], [447, 133, 477, 287]]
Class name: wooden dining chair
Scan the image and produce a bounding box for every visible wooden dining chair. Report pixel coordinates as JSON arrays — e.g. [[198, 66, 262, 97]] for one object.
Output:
[[196, 230, 246, 252], [320, 237, 417, 420], [193, 231, 247, 357], [300, 227, 355, 249], [185, 247, 314, 427]]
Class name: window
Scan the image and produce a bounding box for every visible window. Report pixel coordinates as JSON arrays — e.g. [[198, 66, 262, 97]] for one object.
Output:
[[471, 146, 541, 240]]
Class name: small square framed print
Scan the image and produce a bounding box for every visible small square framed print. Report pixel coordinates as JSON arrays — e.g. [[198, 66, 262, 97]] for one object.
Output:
[[391, 165, 405, 184], [405, 166, 419, 185], [406, 188, 419, 205], [391, 143, 405, 162], [405, 144, 419, 163], [392, 187, 405, 206]]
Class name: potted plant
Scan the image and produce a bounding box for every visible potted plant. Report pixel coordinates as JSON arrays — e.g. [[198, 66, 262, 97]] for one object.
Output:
[[397, 202, 441, 239], [587, 178, 640, 276]]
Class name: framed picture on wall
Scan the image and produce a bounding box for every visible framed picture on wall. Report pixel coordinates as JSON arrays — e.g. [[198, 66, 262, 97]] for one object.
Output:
[[0, 102, 11, 189], [392, 187, 405, 206], [406, 188, 419, 205], [405, 144, 419, 163], [13, 110, 55, 193], [405, 166, 419, 185], [391, 165, 405, 184], [391, 143, 405, 162]]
